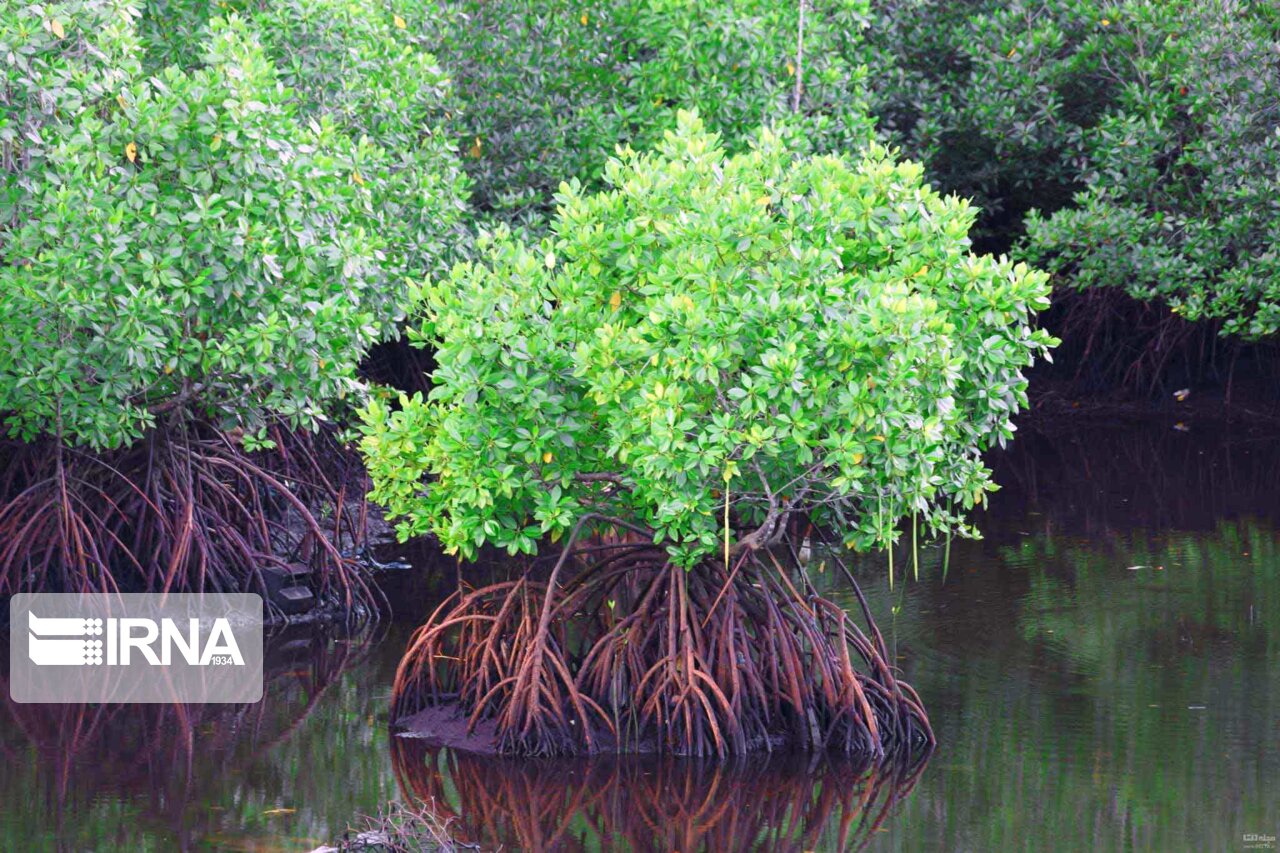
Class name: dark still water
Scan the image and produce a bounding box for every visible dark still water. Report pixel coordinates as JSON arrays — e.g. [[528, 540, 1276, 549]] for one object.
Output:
[[2, 419, 1277, 851]]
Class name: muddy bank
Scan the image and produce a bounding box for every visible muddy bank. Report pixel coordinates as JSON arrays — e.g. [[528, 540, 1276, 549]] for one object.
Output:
[[395, 705, 502, 756], [393, 703, 804, 757]]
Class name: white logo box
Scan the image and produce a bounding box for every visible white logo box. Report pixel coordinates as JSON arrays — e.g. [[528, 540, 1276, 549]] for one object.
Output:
[[10, 593, 263, 703]]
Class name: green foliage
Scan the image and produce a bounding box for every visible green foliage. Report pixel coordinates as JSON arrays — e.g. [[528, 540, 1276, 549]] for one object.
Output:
[[141, 0, 473, 276], [864, 0, 1138, 238], [360, 112, 1055, 564], [1, 0, 142, 226], [865, 0, 1280, 339], [0, 5, 466, 449], [136, 0, 214, 70], [426, 0, 873, 226], [626, 0, 873, 159], [1023, 3, 1280, 338], [242, 0, 471, 280]]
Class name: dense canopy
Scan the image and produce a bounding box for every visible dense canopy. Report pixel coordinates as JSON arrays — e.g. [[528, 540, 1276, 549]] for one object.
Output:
[[0, 1, 466, 449], [362, 113, 1055, 564]]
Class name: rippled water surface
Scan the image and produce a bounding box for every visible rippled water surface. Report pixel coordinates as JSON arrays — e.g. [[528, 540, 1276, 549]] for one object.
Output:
[[2, 419, 1278, 851]]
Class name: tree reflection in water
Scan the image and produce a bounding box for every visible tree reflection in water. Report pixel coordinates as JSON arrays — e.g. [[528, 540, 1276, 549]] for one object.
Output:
[[0, 626, 375, 849], [392, 735, 930, 852]]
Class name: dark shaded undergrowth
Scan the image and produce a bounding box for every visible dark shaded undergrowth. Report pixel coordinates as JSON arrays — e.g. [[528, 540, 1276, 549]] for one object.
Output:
[[1029, 286, 1280, 411], [0, 421, 379, 619]]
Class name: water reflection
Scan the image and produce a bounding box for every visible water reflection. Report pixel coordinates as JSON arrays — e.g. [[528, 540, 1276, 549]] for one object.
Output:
[[986, 417, 1280, 533], [392, 738, 928, 852], [839, 514, 1280, 851], [0, 627, 380, 851], [825, 420, 1280, 852]]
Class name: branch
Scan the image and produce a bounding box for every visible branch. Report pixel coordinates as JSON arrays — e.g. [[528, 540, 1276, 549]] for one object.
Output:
[[730, 492, 798, 556], [793, 0, 807, 113], [146, 383, 205, 415], [573, 472, 625, 485]]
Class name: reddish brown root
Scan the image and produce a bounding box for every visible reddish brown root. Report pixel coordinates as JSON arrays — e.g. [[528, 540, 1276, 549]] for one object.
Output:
[[0, 421, 378, 618], [392, 544, 934, 759]]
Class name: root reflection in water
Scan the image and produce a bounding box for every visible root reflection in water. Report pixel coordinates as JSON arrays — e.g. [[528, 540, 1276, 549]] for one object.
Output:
[[392, 735, 931, 852]]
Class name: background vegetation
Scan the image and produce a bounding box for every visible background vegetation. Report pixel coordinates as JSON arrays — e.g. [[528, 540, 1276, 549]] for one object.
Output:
[[3, 0, 1278, 598], [866, 0, 1280, 390]]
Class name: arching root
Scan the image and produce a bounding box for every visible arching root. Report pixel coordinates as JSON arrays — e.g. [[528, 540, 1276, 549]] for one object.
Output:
[[0, 421, 378, 618], [393, 542, 934, 758]]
